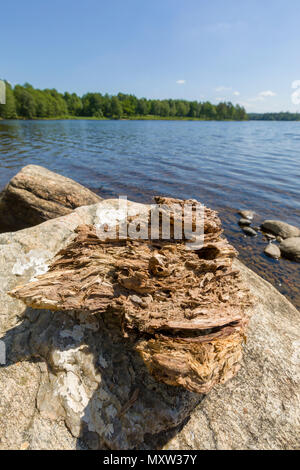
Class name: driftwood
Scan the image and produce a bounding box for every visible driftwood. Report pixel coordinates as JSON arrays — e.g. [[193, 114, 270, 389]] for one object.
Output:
[[9, 197, 252, 394]]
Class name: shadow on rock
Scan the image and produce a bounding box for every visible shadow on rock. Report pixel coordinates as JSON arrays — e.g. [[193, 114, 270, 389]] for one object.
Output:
[[1, 305, 202, 450]]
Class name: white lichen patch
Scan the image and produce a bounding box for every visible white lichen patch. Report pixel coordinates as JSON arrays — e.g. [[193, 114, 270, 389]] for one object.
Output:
[[12, 249, 52, 281], [94, 206, 127, 229], [52, 346, 101, 420], [94, 206, 127, 239], [59, 370, 90, 415], [82, 398, 115, 439]]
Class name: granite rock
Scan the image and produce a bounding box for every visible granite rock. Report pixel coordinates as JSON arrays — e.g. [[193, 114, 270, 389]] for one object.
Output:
[[261, 220, 300, 240], [0, 200, 299, 450], [279, 237, 300, 262], [0, 165, 101, 233]]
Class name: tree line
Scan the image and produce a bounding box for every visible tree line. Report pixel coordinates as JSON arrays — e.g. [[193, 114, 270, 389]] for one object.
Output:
[[248, 112, 300, 121], [0, 81, 248, 120]]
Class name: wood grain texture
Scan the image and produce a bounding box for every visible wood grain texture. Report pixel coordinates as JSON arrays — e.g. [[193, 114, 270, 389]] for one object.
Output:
[[9, 197, 252, 394]]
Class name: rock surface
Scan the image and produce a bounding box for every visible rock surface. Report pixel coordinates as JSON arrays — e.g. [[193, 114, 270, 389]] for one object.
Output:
[[261, 220, 300, 240], [0, 200, 299, 450], [9, 197, 252, 395], [238, 218, 251, 226], [164, 261, 300, 450], [279, 237, 300, 262], [238, 210, 255, 220], [263, 233, 276, 240], [242, 227, 257, 237], [264, 243, 281, 259], [0, 165, 101, 233], [0, 200, 201, 450]]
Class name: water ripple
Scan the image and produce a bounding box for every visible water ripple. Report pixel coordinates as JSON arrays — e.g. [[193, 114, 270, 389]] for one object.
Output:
[[0, 120, 299, 308]]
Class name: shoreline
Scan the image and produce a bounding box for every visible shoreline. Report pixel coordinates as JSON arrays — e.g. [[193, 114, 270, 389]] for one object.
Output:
[[1, 116, 300, 122], [0, 115, 248, 122]]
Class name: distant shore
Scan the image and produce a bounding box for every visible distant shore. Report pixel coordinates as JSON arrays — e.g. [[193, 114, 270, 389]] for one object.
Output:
[[1, 115, 300, 122], [2, 82, 300, 121], [0, 115, 247, 122]]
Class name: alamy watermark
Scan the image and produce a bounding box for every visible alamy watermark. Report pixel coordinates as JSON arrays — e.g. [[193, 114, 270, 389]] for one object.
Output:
[[291, 80, 300, 105], [0, 80, 5, 104], [94, 196, 205, 250], [0, 340, 6, 365]]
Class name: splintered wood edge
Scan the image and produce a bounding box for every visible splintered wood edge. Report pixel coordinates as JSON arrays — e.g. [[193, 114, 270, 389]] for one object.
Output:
[[7, 197, 254, 394]]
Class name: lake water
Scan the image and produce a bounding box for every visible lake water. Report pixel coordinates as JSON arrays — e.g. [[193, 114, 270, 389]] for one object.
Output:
[[0, 119, 299, 309]]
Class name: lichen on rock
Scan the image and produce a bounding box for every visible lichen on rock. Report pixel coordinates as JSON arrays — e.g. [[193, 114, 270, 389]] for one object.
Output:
[[9, 197, 253, 395]]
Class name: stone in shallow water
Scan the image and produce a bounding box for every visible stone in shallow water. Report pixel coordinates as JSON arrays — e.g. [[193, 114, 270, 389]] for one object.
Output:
[[261, 220, 300, 239], [263, 233, 276, 240], [238, 218, 252, 226], [238, 210, 255, 220], [279, 237, 300, 262], [242, 227, 257, 237], [264, 243, 281, 260]]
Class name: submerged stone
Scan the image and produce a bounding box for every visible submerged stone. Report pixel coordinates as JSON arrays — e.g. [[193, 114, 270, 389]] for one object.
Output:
[[264, 243, 281, 259], [242, 227, 257, 237], [239, 218, 252, 226], [238, 210, 255, 220], [279, 237, 300, 262]]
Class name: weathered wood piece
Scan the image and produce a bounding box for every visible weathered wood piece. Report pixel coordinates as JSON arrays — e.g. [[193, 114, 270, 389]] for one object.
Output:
[[9, 197, 252, 394]]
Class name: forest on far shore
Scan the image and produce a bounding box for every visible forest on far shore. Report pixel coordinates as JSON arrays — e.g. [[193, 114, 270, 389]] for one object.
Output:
[[0, 81, 248, 120], [248, 112, 300, 121], [1, 82, 298, 121]]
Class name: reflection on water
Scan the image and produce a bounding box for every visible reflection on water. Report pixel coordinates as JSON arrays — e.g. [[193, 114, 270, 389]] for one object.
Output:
[[0, 119, 299, 309]]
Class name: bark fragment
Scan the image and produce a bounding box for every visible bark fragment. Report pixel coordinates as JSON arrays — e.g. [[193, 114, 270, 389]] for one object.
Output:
[[9, 197, 253, 394]]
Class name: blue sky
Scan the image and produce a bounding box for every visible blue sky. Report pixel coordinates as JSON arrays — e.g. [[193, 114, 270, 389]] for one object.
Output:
[[2, 0, 300, 112]]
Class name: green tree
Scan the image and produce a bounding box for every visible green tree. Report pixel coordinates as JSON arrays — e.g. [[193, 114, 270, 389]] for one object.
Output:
[[110, 96, 122, 118], [0, 80, 250, 121], [201, 102, 213, 119], [176, 101, 189, 117], [216, 102, 228, 120], [82, 93, 103, 117], [118, 94, 137, 116], [64, 92, 83, 116], [160, 101, 170, 117], [14, 85, 36, 118], [188, 101, 199, 118], [136, 98, 149, 115], [150, 100, 161, 116], [235, 104, 247, 120], [168, 100, 177, 116]]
